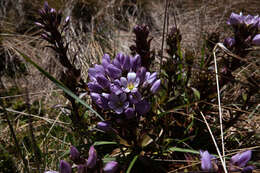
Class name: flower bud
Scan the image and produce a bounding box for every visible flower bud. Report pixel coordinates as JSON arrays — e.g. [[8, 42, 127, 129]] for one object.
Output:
[[87, 146, 97, 169], [103, 161, 118, 173], [60, 160, 71, 173]]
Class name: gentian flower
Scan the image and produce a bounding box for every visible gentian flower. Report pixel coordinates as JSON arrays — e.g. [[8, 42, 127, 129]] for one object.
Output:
[[230, 150, 252, 167], [108, 93, 129, 114], [121, 72, 140, 93], [87, 146, 97, 169], [60, 160, 72, 173], [88, 53, 161, 118], [103, 161, 118, 173], [224, 37, 236, 48], [200, 150, 216, 172], [227, 12, 244, 26], [252, 34, 260, 45]]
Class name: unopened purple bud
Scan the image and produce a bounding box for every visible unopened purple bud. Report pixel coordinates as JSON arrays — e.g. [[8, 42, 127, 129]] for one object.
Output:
[[87, 146, 97, 169], [60, 160, 71, 173], [136, 67, 146, 84], [124, 107, 136, 119], [131, 54, 141, 71], [252, 34, 260, 45], [88, 82, 103, 93], [70, 146, 80, 163], [200, 150, 213, 171], [96, 75, 110, 89], [224, 37, 235, 48], [135, 100, 150, 115], [107, 64, 122, 79], [44, 1, 50, 11], [102, 54, 111, 68], [242, 166, 255, 173], [150, 79, 161, 93], [231, 150, 252, 167], [103, 161, 118, 173], [123, 55, 131, 71], [35, 22, 44, 27], [227, 12, 243, 26], [97, 121, 112, 132]]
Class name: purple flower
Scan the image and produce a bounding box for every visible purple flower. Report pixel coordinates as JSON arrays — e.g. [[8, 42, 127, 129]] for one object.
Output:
[[87, 146, 97, 169], [88, 65, 105, 80], [70, 146, 80, 163], [103, 161, 118, 173], [108, 93, 129, 114], [224, 37, 236, 48], [200, 150, 215, 172], [106, 64, 122, 79], [96, 75, 110, 89], [244, 14, 259, 26], [97, 121, 112, 132], [90, 93, 109, 109], [143, 72, 157, 87], [230, 150, 252, 168], [129, 91, 142, 104], [150, 79, 161, 93], [102, 54, 111, 68], [252, 34, 260, 45], [121, 72, 140, 93], [87, 82, 103, 93], [113, 53, 125, 69], [60, 160, 71, 173], [136, 67, 147, 84], [227, 12, 244, 26], [130, 54, 141, 71]]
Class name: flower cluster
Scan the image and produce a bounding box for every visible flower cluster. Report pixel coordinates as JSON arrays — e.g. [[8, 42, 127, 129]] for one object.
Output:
[[45, 146, 118, 173], [224, 12, 260, 49], [88, 53, 160, 119], [200, 150, 254, 173]]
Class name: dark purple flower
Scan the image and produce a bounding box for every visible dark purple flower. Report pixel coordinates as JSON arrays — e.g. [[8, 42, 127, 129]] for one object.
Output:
[[108, 93, 129, 114], [122, 55, 131, 71], [252, 34, 260, 45], [96, 75, 110, 89], [150, 79, 161, 93], [70, 146, 80, 163], [87, 146, 97, 169], [103, 161, 118, 173], [129, 91, 142, 104], [88, 65, 105, 80], [90, 93, 109, 109], [143, 72, 157, 87], [113, 53, 125, 69], [224, 37, 235, 48], [130, 54, 141, 71], [124, 107, 136, 119], [102, 54, 111, 68], [60, 160, 71, 173], [135, 99, 150, 115], [136, 67, 147, 84], [106, 64, 122, 79], [121, 72, 140, 93], [200, 150, 215, 172], [87, 82, 103, 93], [77, 164, 87, 173], [230, 150, 252, 168]]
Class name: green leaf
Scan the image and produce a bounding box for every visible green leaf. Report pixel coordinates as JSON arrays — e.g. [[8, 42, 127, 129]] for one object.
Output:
[[191, 87, 200, 100], [126, 155, 139, 173], [15, 48, 104, 121], [93, 141, 117, 146], [168, 147, 200, 155]]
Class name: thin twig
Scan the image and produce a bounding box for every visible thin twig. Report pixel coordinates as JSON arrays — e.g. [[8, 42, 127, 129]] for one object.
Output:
[[213, 43, 226, 166], [200, 111, 228, 173], [160, 0, 169, 73]]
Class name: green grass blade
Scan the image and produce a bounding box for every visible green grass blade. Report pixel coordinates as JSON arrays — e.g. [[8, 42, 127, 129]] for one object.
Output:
[[93, 141, 117, 146], [168, 147, 200, 155], [15, 49, 104, 121], [126, 155, 138, 173]]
